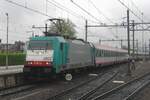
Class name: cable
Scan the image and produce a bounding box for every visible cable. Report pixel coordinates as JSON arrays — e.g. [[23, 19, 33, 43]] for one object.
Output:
[[5, 0, 53, 18], [130, 0, 143, 15], [88, 0, 120, 40], [117, 0, 143, 22], [48, 0, 99, 24], [117, 0, 150, 33], [5, 0, 99, 33], [130, 0, 150, 23], [4, 0, 89, 37], [70, 0, 103, 24], [88, 0, 115, 24]]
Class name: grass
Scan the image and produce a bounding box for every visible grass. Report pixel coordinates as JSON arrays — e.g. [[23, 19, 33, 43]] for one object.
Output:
[[0, 53, 25, 66]]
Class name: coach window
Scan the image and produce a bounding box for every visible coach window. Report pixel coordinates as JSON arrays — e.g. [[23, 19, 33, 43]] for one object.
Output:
[[96, 50, 98, 56], [104, 50, 105, 56], [106, 51, 108, 57], [111, 51, 112, 57], [102, 50, 104, 57]]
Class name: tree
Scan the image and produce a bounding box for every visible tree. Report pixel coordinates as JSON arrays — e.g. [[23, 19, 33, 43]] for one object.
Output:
[[48, 18, 76, 37]]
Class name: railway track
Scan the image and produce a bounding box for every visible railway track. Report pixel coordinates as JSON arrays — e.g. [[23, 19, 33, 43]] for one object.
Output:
[[0, 81, 44, 98], [1, 65, 123, 100], [48, 71, 118, 100], [0, 84, 37, 97], [92, 71, 150, 100]]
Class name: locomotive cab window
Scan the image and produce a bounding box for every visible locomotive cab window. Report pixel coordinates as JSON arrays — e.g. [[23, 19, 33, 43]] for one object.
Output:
[[28, 40, 52, 50]]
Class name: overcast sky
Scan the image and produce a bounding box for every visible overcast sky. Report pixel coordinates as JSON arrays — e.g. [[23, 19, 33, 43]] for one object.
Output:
[[0, 0, 150, 48]]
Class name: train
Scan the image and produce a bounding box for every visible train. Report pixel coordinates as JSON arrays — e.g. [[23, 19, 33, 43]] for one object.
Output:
[[23, 35, 131, 80]]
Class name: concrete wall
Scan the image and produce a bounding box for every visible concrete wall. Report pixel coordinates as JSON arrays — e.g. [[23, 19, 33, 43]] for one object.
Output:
[[0, 73, 24, 88]]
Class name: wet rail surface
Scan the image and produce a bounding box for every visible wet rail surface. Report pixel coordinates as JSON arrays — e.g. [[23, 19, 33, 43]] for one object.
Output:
[[48, 71, 119, 100], [0, 80, 50, 99], [0, 84, 37, 97], [0, 63, 133, 100], [92, 71, 150, 100]]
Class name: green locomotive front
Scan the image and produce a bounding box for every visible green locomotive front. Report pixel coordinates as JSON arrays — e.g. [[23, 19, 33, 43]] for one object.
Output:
[[24, 36, 95, 78]]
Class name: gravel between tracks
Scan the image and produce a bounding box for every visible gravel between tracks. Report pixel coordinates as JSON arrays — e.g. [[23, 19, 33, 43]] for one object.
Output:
[[132, 83, 150, 100]]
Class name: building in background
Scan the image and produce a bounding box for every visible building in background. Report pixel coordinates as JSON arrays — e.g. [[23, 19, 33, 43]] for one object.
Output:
[[0, 41, 25, 52]]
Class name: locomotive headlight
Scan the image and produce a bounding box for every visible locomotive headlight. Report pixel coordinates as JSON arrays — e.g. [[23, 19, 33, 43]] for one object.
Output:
[[46, 62, 49, 65], [27, 61, 32, 64], [38, 52, 42, 55]]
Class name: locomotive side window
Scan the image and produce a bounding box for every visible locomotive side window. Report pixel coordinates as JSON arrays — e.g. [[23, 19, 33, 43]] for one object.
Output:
[[60, 43, 63, 50]]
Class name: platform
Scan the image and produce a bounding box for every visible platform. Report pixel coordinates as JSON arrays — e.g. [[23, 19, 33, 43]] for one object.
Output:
[[0, 65, 23, 76]]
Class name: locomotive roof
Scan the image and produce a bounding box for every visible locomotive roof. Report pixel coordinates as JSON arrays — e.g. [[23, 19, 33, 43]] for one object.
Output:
[[30, 36, 66, 43], [94, 44, 127, 53]]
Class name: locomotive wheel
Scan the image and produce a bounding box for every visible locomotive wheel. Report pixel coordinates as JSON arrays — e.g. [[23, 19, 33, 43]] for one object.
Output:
[[65, 73, 72, 81]]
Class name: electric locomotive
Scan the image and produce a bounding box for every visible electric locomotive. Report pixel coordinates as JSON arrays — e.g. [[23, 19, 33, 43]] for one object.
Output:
[[23, 36, 95, 79]]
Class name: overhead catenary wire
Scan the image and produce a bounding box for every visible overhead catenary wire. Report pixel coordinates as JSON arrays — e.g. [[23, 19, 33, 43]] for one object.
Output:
[[88, 0, 115, 24], [88, 0, 120, 40], [70, 0, 111, 40], [130, 0, 150, 23], [48, 0, 110, 40], [70, 0, 103, 24], [48, 0, 99, 24], [130, 0, 143, 15], [3, 0, 87, 36], [117, 0, 148, 25], [5, 0, 100, 25], [4, 0, 118, 41], [5, 0, 100, 33], [5, 0, 53, 18], [117, 0, 149, 51]]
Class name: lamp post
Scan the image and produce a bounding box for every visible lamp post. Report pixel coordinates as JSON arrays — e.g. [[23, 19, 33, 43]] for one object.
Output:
[[6, 13, 8, 69]]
